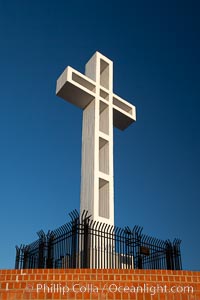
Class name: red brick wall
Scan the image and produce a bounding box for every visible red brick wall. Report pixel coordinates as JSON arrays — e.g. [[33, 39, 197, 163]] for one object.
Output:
[[0, 269, 199, 299]]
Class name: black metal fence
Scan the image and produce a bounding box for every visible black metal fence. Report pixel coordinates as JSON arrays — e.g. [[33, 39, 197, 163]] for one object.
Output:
[[15, 210, 182, 270]]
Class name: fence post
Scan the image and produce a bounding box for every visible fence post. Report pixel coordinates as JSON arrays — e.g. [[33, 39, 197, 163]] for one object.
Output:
[[23, 246, 29, 269], [38, 239, 45, 268], [173, 239, 182, 270], [15, 246, 21, 269], [46, 232, 54, 268], [37, 230, 46, 268], [165, 241, 174, 270], [82, 219, 90, 268], [132, 226, 143, 269], [71, 218, 78, 268]]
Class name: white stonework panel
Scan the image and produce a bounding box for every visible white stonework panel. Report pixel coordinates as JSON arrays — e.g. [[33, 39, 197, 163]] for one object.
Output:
[[99, 180, 109, 219], [99, 104, 109, 135], [80, 100, 95, 215], [100, 59, 110, 90], [99, 139, 109, 175]]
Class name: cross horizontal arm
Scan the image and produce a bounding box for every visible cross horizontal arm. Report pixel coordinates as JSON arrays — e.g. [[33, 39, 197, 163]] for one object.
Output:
[[56, 64, 136, 130], [112, 94, 136, 130], [56, 66, 96, 109]]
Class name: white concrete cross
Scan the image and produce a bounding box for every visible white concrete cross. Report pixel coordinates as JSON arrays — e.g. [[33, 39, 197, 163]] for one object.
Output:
[[56, 52, 136, 226]]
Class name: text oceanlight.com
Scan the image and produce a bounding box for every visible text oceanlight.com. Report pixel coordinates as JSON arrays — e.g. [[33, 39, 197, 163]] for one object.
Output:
[[33, 283, 194, 296]]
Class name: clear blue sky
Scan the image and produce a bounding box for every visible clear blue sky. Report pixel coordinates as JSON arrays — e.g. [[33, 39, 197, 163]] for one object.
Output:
[[0, 0, 199, 271]]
